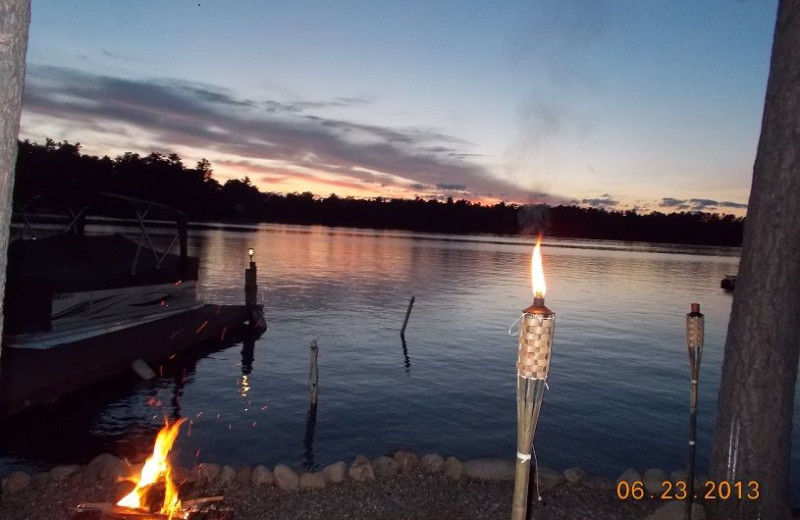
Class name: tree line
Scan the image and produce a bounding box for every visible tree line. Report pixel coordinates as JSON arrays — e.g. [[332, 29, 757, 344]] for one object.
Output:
[[13, 139, 744, 246]]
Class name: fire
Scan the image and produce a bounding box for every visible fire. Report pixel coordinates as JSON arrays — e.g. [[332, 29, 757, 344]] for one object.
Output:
[[117, 418, 187, 519], [531, 236, 546, 299]]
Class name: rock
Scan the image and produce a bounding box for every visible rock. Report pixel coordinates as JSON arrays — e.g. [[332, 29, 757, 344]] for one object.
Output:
[[32, 472, 50, 488], [49, 464, 81, 482], [197, 463, 221, 484], [114, 480, 136, 502], [372, 456, 398, 478], [643, 468, 669, 494], [349, 455, 375, 482], [537, 467, 565, 491], [299, 472, 326, 490], [443, 456, 464, 480], [322, 461, 347, 484], [420, 453, 445, 473], [563, 467, 587, 484], [216, 465, 236, 488], [172, 466, 193, 484], [86, 453, 124, 480], [646, 501, 705, 520], [669, 469, 700, 489], [463, 458, 515, 482], [5, 472, 31, 494], [251, 465, 275, 487], [274, 464, 300, 491], [122, 461, 144, 482], [236, 466, 253, 487], [616, 467, 642, 485], [392, 450, 420, 474], [68, 470, 85, 487], [585, 476, 615, 491]]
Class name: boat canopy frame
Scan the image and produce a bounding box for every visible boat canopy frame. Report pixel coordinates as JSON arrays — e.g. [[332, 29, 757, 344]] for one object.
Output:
[[15, 192, 190, 275]]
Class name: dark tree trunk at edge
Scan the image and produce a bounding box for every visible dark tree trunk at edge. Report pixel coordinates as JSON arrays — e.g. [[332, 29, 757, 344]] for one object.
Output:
[[709, 1, 800, 519], [0, 0, 31, 359]]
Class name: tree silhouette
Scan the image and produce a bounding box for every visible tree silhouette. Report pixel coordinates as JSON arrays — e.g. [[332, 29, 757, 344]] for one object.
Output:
[[12, 138, 744, 246]]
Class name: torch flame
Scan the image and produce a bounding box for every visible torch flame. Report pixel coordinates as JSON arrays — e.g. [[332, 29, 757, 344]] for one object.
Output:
[[117, 418, 187, 519], [531, 237, 546, 299]]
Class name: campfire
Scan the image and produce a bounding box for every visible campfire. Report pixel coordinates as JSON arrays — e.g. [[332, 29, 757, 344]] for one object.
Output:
[[73, 419, 231, 520]]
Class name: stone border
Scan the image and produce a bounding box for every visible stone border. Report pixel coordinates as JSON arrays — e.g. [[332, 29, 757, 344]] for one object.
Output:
[[0, 451, 706, 504]]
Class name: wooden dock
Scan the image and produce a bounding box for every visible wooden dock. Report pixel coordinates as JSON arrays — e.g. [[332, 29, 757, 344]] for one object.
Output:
[[0, 304, 264, 417]]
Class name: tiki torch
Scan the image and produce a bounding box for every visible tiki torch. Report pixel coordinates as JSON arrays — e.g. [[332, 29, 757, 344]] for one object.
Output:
[[685, 303, 704, 520], [512, 238, 555, 520]]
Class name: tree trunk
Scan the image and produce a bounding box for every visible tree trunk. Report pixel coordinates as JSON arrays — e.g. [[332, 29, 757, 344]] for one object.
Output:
[[0, 0, 31, 359], [709, 1, 800, 519]]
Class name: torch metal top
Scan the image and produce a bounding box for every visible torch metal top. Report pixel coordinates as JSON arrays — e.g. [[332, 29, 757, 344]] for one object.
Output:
[[523, 296, 553, 316]]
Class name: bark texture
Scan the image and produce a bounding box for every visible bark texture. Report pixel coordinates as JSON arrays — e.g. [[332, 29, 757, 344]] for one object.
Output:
[[0, 0, 31, 358], [709, 2, 800, 519]]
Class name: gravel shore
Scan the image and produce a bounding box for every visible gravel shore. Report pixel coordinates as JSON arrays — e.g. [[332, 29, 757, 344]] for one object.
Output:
[[0, 468, 663, 520]]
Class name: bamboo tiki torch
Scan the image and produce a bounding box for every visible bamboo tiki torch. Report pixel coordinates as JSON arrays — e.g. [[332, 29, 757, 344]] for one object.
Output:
[[512, 238, 555, 520], [685, 303, 704, 520]]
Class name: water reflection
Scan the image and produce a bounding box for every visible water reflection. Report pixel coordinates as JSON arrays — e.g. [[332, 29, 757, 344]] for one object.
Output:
[[303, 402, 318, 470], [170, 369, 186, 420], [0, 328, 260, 469], [239, 333, 256, 398], [401, 337, 411, 373]]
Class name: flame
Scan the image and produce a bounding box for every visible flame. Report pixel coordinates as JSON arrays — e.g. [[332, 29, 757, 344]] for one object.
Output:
[[531, 236, 546, 299], [117, 418, 187, 519]]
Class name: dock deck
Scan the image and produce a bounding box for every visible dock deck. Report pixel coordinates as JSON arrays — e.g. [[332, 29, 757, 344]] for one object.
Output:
[[0, 304, 263, 417]]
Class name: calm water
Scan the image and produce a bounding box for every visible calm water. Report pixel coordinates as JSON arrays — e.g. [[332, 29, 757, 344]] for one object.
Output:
[[1, 224, 798, 503]]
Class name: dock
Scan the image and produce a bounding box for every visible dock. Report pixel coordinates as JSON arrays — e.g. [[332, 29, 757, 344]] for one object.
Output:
[[0, 303, 264, 417]]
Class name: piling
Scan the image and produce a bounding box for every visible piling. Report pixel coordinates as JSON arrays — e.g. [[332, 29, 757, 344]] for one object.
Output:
[[400, 296, 415, 337], [309, 340, 319, 406], [245, 249, 258, 308]]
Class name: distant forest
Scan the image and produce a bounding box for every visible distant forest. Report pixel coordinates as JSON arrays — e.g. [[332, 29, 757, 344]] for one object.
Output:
[[13, 139, 744, 246]]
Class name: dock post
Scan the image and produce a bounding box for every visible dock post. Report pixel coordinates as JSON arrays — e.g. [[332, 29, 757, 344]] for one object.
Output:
[[304, 339, 319, 469], [309, 340, 319, 406], [245, 248, 258, 308], [400, 295, 415, 337]]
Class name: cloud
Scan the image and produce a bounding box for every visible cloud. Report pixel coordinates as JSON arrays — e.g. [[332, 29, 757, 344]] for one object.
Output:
[[581, 197, 618, 209], [435, 183, 467, 190], [719, 200, 748, 209], [659, 197, 686, 207], [22, 65, 557, 203], [101, 49, 138, 63], [688, 198, 718, 208], [658, 196, 747, 212]]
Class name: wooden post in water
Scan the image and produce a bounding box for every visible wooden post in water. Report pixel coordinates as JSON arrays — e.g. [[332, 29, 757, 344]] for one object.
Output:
[[400, 296, 415, 337], [245, 248, 257, 308], [309, 340, 319, 406]]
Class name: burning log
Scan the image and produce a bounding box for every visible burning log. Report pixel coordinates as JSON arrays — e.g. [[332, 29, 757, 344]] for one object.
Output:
[[72, 497, 231, 519]]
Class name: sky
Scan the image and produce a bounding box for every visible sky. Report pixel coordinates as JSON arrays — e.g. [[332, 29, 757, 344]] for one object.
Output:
[[19, 0, 779, 215]]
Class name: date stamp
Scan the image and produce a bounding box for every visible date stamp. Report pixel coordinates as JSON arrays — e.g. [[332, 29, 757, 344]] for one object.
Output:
[[616, 480, 760, 501]]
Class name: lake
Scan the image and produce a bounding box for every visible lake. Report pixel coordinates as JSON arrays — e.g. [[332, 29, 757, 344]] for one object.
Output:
[[1, 224, 798, 504]]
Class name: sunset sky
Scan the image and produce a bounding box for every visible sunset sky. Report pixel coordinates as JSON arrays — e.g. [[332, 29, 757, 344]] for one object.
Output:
[[19, 0, 778, 215]]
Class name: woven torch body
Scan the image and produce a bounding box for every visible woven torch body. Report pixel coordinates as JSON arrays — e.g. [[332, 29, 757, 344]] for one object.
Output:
[[518, 308, 555, 380], [512, 304, 555, 520]]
